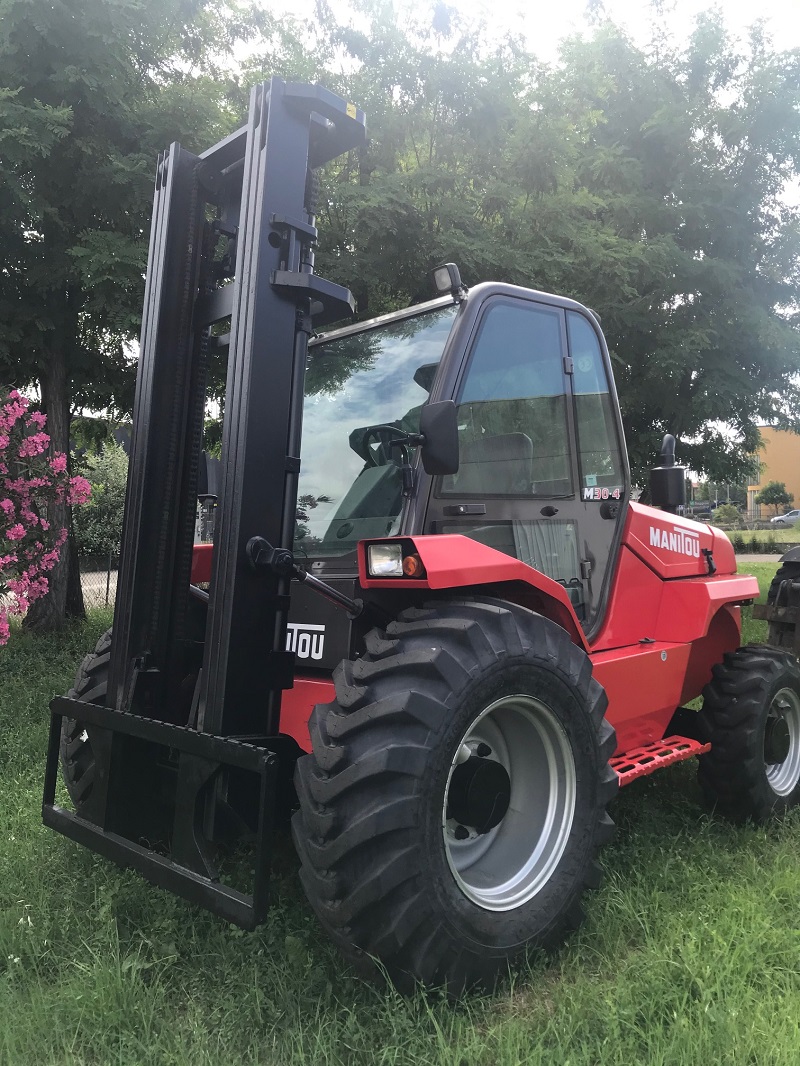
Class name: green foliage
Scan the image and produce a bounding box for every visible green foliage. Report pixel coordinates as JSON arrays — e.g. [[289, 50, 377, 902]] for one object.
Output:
[[0, 0, 257, 411], [730, 530, 746, 553], [755, 480, 793, 515], [243, 3, 800, 484], [713, 503, 741, 526], [4, 0, 800, 493], [72, 440, 128, 556]]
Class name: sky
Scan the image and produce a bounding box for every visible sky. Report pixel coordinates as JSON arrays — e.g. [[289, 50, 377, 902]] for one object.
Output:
[[457, 0, 800, 58], [272, 0, 800, 57]]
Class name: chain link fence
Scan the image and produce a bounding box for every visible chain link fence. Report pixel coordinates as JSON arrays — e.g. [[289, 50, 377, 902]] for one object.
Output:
[[79, 554, 119, 609]]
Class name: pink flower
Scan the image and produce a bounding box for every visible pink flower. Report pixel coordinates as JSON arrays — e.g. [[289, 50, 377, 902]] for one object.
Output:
[[67, 476, 91, 505], [1, 389, 91, 642], [18, 432, 50, 458]]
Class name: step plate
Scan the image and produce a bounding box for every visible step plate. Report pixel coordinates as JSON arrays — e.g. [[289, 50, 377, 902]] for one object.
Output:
[[611, 735, 711, 787]]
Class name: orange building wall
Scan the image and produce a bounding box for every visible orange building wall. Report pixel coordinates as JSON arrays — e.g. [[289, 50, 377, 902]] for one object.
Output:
[[747, 427, 800, 516]]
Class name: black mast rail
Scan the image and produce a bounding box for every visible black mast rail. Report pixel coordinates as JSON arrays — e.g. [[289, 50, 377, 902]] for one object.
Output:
[[44, 78, 366, 927]]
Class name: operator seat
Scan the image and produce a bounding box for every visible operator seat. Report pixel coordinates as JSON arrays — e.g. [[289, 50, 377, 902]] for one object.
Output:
[[453, 432, 534, 496]]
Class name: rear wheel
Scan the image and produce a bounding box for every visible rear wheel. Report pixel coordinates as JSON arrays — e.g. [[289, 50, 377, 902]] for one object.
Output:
[[292, 599, 618, 992], [60, 628, 112, 810], [697, 644, 800, 822]]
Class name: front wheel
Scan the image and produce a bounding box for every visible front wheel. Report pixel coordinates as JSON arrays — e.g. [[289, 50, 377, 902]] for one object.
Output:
[[60, 628, 112, 810], [697, 644, 800, 822], [292, 599, 618, 992]]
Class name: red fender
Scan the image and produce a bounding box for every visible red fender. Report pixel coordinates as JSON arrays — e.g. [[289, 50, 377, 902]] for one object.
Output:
[[358, 534, 588, 649]]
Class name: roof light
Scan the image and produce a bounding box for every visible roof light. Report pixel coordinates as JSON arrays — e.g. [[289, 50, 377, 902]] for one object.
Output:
[[432, 263, 466, 301]]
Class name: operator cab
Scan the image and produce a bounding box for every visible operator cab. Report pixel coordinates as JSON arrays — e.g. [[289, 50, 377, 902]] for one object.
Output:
[[290, 278, 629, 662]]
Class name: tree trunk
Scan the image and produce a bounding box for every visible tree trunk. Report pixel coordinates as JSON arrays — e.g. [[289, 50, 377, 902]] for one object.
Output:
[[23, 345, 86, 632]]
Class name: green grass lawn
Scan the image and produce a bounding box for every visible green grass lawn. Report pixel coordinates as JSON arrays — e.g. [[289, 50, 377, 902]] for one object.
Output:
[[732, 526, 800, 547], [1, 564, 798, 1064]]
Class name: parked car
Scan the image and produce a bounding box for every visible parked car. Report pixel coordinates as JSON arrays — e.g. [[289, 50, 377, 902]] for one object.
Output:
[[770, 509, 800, 527]]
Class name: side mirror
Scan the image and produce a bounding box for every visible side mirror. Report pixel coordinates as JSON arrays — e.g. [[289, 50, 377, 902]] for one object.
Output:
[[650, 434, 686, 514], [419, 400, 459, 475]]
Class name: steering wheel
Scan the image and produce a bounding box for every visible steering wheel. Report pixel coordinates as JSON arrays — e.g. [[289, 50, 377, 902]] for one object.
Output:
[[361, 426, 398, 467]]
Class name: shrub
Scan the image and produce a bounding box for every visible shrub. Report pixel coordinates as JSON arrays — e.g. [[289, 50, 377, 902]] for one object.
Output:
[[713, 503, 740, 526], [0, 390, 91, 643], [73, 440, 128, 557], [730, 531, 746, 553]]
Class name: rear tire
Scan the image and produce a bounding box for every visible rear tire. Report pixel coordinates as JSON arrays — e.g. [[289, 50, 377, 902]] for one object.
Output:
[[697, 644, 800, 822], [292, 599, 618, 992], [60, 628, 112, 810]]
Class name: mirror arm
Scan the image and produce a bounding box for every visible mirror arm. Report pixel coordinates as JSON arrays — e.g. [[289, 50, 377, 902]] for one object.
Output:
[[388, 438, 416, 497]]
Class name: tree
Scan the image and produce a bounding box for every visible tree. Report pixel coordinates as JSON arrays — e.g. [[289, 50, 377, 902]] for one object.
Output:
[[0, 0, 263, 630], [253, 3, 800, 486], [755, 481, 793, 516], [543, 19, 800, 484]]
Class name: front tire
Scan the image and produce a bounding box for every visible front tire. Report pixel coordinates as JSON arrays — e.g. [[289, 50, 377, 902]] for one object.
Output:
[[292, 599, 618, 991], [60, 628, 112, 811], [697, 644, 800, 822]]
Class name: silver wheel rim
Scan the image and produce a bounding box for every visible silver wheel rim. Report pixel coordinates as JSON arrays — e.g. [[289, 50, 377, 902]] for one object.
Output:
[[765, 686, 800, 796], [442, 694, 576, 912]]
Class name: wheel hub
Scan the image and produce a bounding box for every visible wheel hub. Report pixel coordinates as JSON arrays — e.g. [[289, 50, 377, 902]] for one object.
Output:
[[442, 693, 577, 912], [447, 755, 511, 834], [765, 714, 791, 765]]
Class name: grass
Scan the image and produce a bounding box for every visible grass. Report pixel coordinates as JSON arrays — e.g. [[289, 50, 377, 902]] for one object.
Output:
[[0, 564, 798, 1064], [732, 526, 800, 547]]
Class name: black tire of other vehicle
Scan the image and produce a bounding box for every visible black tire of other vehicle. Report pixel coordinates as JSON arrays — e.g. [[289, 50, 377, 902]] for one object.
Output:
[[697, 643, 800, 823], [766, 563, 800, 651], [292, 598, 618, 992], [59, 627, 112, 810]]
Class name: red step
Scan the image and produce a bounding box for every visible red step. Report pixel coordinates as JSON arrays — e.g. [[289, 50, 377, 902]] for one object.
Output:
[[611, 735, 711, 787]]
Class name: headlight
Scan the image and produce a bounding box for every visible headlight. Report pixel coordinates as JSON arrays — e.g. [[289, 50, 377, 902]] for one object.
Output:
[[367, 543, 404, 577]]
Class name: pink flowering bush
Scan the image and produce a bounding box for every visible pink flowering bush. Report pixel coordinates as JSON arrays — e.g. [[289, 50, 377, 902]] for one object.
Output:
[[0, 390, 91, 644]]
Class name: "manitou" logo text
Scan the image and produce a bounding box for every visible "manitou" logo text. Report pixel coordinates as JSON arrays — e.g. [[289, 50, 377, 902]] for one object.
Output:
[[649, 524, 701, 558], [286, 622, 325, 660]]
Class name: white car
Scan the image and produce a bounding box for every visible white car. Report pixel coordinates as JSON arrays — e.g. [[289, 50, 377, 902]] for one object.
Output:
[[770, 509, 800, 527]]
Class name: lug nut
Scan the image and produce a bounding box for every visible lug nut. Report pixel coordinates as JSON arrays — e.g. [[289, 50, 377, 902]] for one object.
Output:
[[454, 825, 469, 840], [476, 743, 492, 758]]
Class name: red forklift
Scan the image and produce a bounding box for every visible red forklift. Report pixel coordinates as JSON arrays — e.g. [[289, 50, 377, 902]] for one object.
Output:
[[45, 79, 800, 992]]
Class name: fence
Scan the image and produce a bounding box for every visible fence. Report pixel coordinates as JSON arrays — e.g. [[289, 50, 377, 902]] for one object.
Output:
[[79, 554, 119, 609]]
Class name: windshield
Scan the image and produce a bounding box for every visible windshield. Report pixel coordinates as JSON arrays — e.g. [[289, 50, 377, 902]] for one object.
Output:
[[294, 304, 457, 558]]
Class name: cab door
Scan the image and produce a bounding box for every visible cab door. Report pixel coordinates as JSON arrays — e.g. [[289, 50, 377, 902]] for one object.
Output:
[[424, 292, 628, 635]]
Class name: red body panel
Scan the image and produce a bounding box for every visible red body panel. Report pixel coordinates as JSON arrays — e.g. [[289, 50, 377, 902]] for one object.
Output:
[[593, 642, 691, 752], [196, 513, 759, 760], [357, 522, 758, 758], [191, 543, 213, 583], [281, 676, 336, 750], [359, 534, 588, 649]]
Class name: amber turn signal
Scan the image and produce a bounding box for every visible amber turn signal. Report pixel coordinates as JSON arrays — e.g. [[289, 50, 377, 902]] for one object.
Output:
[[402, 553, 425, 577]]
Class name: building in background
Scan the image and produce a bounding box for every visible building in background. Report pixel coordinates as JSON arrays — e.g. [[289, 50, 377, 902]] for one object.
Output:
[[748, 427, 800, 517]]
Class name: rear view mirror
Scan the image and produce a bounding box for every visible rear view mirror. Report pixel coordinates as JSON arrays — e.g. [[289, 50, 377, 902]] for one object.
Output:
[[419, 400, 459, 475]]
